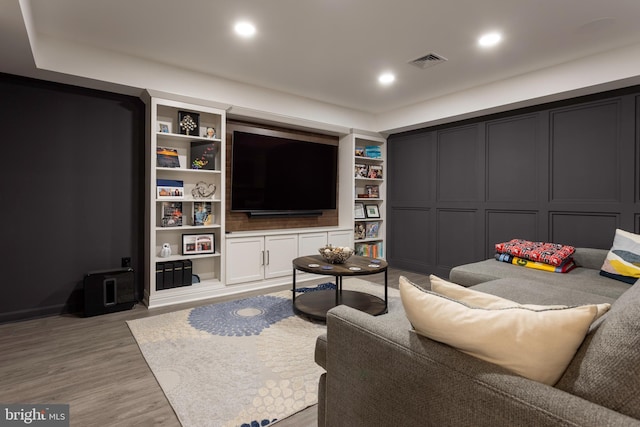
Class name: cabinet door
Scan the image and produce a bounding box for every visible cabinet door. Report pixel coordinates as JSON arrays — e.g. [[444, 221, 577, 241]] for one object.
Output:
[[328, 230, 353, 249], [298, 232, 328, 256], [226, 237, 264, 285], [264, 235, 298, 279]]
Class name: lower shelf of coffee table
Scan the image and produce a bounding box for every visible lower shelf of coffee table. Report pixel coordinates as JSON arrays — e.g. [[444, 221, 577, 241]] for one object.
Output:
[[293, 289, 387, 321]]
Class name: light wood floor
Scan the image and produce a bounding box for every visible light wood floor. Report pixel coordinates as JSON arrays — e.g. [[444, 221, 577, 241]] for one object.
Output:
[[0, 267, 428, 427]]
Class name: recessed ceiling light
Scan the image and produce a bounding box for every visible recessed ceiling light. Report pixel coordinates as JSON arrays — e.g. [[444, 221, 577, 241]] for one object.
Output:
[[234, 21, 256, 38], [378, 72, 395, 85], [478, 32, 502, 48]]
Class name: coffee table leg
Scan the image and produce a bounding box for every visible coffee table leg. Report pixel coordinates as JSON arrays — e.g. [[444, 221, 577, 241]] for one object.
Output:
[[292, 268, 297, 304], [335, 276, 340, 306], [384, 269, 388, 312]]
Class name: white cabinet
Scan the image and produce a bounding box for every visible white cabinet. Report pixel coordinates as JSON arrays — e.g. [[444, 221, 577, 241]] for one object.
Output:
[[328, 229, 353, 248], [226, 228, 350, 286], [225, 234, 298, 284], [142, 93, 227, 308], [226, 237, 264, 285], [265, 235, 299, 279], [298, 233, 327, 257]]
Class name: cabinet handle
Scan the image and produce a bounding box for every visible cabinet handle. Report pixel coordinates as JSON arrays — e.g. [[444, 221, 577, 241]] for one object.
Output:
[[266, 250, 270, 265], [261, 250, 264, 266]]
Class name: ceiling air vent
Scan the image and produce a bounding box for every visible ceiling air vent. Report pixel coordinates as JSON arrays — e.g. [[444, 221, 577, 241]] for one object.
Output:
[[408, 52, 448, 69]]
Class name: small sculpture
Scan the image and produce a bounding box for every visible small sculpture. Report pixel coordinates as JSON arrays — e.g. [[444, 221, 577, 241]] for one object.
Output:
[[160, 243, 172, 258]]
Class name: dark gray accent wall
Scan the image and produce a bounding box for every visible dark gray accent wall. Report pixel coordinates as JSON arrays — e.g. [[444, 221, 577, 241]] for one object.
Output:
[[387, 88, 640, 277], [0, 73, 145, 323]]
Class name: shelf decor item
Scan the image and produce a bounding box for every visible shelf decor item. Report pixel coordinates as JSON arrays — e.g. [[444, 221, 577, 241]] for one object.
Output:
[[182, 233, 215, 255], [354, 202, 366, 219], [355, 164, 368, 178], [191, 181, 216, 199], [159, 243, 172, 258], [193, 201, 213, 226], [368, 165, 383, 179], [365, 204, 380, 218], [161, 201, 183, 227], [157, 147, 181, 168], [204, 127, 216, 139], [366, 222, 380, 238], [190, 140, 217, 170], [178, 110, 200, 136], [364, 145, 382, 158], [318, 244, 353, 264], [365, 184, 380, 198], [157, 179, 184, 199]]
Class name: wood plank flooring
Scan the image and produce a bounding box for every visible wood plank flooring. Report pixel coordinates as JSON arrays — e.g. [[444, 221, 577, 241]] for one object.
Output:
[[0, 267, 428, 427]]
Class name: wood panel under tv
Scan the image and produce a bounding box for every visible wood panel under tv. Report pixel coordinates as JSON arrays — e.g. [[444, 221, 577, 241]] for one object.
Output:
[[225, 120, 340, 232]]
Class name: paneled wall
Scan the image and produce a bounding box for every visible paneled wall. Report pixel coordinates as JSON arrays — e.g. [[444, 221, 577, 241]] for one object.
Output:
[[387, 88, 640, 277], [0, 73, 145, 322]]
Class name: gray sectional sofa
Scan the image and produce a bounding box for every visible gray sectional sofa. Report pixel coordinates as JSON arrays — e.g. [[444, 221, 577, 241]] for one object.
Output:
[[314, 248, 640, 426]]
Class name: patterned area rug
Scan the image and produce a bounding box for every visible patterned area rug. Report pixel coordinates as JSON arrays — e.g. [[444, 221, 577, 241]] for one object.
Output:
[[127, 278, 396, 427]]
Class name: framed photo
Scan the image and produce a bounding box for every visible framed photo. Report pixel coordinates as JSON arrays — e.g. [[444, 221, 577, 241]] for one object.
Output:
[[365, 204, 380, 218], [354, 202, 366, 219], [354, 222, 366, 240], [182, 233, 215, 255], [157, 179, 184, 199], [366, 221, 380, 238], [178, 110, 200, 136], [158, 120, 171, 133]]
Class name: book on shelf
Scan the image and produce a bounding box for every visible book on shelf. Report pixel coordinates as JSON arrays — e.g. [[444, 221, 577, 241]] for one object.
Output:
[[366, 222, 380, 239], [364, 145, 382, 158], [354, 222, 366, 240], [157, 179, 184, 199], [355, 163, 368, 178], [161, 201, 183, 227], [190, 140, 217, 170], [368, 164, 382, 179], [156, 147, 181, 168], [193, 201, 213, 226], [355, 242, 384, 258]]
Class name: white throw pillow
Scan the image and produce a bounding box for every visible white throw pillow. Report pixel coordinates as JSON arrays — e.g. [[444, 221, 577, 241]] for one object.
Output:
[[400, 276, 610, 385]]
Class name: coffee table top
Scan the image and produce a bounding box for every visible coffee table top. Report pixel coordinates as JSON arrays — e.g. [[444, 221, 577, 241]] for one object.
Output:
[[293, 254, 388, 277]]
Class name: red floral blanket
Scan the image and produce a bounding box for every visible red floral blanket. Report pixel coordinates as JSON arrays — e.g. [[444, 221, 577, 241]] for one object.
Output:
[[495, 239, 575, 266]]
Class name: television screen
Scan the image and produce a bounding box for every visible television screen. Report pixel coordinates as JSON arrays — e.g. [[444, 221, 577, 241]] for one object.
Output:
[[231, 130, 338, 214]]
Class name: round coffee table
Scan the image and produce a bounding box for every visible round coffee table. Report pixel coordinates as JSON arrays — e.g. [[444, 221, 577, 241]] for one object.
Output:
[[292, 254, 388, 321]]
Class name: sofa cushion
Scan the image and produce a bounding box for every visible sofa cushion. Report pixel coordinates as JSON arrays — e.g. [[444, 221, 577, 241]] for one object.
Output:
[[556, 281, 640, 419], [399, 276, 609, 385], [449, 258, 631, 299], [600, 228, 640, 284], [430, 275, 609, 318], [469, 278, 617, 307]]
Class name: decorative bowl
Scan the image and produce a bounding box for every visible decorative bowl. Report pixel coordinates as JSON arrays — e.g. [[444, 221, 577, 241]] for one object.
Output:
[[319, 245, 353, 264]]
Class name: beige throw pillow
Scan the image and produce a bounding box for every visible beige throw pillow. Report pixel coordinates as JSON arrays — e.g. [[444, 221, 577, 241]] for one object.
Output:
[[400, 276, 610, 385]]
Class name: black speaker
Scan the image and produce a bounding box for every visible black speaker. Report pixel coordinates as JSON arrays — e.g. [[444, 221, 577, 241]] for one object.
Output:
[[83, 268, 137, 317]]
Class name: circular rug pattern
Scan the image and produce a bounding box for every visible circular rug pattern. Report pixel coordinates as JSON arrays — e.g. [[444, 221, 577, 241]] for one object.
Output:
[[188, 295, 293, 336]]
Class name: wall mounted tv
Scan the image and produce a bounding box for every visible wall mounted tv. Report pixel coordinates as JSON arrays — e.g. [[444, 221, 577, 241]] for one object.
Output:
[[231, 130, 338, 217]]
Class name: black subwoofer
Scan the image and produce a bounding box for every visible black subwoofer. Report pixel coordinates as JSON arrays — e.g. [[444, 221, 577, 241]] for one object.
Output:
[[83, 268, 137, 317]]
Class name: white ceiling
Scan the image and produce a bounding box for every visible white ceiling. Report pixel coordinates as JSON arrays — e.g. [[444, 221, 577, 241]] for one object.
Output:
[[2, 0, 640, 132]]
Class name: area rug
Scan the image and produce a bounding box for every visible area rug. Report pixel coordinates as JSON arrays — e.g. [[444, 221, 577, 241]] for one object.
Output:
[[127, 278, 398, 427]]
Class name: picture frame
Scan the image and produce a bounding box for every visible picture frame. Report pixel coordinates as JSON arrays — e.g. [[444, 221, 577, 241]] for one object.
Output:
[[365, 204, 380, 218], [158, 120, 171, 133], [366, 221, 380, 239], [182, 233, 215, 255], [178, 110, 200, 136], [157, 147, 181, 168], [354, 202, 366, 219], [354, 222, 366, 240]]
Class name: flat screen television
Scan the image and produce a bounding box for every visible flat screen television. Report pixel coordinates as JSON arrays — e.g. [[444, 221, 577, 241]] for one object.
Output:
[[231, 130, 338, 216]]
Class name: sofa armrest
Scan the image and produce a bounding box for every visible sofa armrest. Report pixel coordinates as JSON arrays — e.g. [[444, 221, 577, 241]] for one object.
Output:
[[322, 305, 639, 427]]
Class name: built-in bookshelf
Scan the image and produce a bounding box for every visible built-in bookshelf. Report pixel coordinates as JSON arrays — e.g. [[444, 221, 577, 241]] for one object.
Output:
[[143, 93, 226, 308], [339, 132, 386, 259]]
